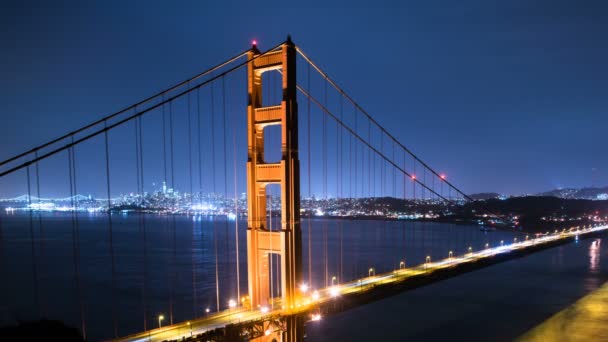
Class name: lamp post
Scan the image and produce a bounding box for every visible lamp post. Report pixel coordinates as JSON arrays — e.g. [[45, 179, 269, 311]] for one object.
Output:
[[448, 250, 453, 261], [468, 246, 472, 256], [158, 314, 164, 329], [331, 276, 337, 286], [368, 268, 375, 277], [399, 260, 405, 269], [228, 299, 236, 322], [425, 256, 431, 269], [187, 321, 192, 337]]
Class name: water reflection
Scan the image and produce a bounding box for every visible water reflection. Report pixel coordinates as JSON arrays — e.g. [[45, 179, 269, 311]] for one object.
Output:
[[589, 239, 601, 273]]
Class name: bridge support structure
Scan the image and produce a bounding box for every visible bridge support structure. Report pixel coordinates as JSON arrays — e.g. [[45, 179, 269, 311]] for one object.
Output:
[[246, 37, 302, 321]]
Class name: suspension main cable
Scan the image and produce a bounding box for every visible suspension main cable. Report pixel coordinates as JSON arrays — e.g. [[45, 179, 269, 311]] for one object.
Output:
[[0, 50, 251, 169], [296, 47, 513, 225], [297, 86, 449, 202], [0, 42, 286, 179], [295, 47, 473, 202]]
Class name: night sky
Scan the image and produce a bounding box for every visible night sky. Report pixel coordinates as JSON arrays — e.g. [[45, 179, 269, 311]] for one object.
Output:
[[1, 0, 607, 197]]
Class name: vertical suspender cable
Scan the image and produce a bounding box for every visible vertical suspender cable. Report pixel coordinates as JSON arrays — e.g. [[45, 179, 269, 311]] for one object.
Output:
[[26, 166, 40, 317], [354, 107, 357, 199], [197, 88, 203, 206], [322, 81, 328, 288], [380, 134, 384, 196], [169, 101, 176, 325], [196, 87, 203, 314], [307, 62, 312, 288], [68, 142, 86, 339], [187, 84, 197, 319], [368, 121, 371, 198], [34, 151, 45, 316], [103, 123, 118, 338], [137, 115, 148, 331], [221, 76, 231, 299], [338, 96, 343, 282], [188, 85, 194, 205], [211, 84, 220, 312], [393, 142, 396, 198], [231, 76, 241, 303], [162, 95, 168, 186]]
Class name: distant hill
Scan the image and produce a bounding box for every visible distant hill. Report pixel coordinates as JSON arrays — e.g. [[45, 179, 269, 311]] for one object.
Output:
[[469, 192, 501, 200], [537, 187, 608, 200]]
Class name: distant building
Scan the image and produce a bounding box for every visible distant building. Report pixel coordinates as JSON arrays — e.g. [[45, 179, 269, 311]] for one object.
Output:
[[597, 193, 608, 200]]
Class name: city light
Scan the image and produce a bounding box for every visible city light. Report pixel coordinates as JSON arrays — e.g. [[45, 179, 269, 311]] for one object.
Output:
[[312, 291, 320, 301], [228, 299, 237, 309], [330, 286, 340, 297], [300, 283, 309, 293], [260, 306, 269, 314], [158, 314, 164, 328], [311, 313, 322, 321]]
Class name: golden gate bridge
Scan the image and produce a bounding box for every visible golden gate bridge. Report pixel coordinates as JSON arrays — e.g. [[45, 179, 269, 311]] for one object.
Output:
[[0, 37, 605, 342]]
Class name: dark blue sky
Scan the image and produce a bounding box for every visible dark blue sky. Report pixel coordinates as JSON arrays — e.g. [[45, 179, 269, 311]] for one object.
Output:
[[1, 0, 607, 197]]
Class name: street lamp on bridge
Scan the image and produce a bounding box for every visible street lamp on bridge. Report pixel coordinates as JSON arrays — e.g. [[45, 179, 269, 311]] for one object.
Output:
[[368, 268, 375, 277], [158, 314, 164, 329], [228, 299, 237, 322]]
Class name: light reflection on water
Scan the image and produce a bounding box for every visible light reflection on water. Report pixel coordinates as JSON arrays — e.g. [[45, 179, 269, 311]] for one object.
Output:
[[589, 238, 601, 273]]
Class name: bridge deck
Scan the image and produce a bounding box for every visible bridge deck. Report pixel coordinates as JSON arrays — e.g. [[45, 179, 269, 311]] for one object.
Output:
[[110, 225, 608, 342]]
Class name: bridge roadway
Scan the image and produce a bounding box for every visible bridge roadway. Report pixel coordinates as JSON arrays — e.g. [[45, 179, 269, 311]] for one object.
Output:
[[110, 224, 608, 342]]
